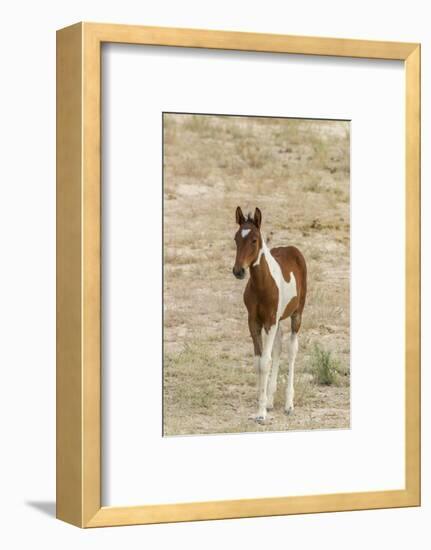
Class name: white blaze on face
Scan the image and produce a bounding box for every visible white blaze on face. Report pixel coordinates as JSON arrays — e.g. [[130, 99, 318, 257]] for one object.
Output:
[[241, 228, 251, 238], [253, 240, 297, 321]]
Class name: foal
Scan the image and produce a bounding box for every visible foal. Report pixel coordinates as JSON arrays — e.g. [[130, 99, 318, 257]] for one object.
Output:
[[233, 207, 307, 423]]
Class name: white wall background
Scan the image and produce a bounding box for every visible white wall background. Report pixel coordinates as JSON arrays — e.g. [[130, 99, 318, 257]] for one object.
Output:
[[0, 1, 428, 548]]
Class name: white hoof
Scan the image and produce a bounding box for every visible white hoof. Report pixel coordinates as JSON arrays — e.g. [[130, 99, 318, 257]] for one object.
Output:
[[248, 413, 267, 424], [285, 405, 294, 416]]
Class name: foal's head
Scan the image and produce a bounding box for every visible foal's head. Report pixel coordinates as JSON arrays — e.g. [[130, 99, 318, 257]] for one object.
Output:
[[232, 206, 262, 280]]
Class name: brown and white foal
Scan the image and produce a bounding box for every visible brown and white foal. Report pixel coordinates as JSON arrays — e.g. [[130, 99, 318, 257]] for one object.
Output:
[[233, 207, 307, 423]]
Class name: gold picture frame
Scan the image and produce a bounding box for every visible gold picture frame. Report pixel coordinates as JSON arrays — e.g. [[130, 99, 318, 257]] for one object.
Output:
[[56, 22, 421, 528]]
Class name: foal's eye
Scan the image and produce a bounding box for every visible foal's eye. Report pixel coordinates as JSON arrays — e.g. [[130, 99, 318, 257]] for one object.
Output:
[[252, 238, 257, 244]]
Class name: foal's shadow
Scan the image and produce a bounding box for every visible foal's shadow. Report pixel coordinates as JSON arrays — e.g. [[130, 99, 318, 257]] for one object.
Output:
[[26, 500, 56, 518]]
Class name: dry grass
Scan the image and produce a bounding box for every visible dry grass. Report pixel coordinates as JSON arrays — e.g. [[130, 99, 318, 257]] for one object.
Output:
[[163, 113, 350, 436]]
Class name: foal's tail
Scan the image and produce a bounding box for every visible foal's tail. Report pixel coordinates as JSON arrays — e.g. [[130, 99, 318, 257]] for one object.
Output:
[[291, 247, 307, 334], [297, 249, 307, 314]]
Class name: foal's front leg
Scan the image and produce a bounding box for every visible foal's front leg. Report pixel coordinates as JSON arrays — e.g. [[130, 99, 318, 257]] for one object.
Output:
[[255, 324, 278, 423]]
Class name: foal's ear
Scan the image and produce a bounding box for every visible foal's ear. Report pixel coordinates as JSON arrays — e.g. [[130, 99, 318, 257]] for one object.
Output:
[[235, 206, 246, 225], [254, 207, 262, 229]]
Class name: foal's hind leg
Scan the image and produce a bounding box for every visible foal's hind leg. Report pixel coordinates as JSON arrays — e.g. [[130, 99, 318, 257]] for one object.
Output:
[[285, 313, 301, 415], [267, 324, 282, 410]]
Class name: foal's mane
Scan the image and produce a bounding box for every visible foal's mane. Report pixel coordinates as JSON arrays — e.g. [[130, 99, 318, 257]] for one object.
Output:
[[245, 212, 255, 225], [244, 211, 272, 243]]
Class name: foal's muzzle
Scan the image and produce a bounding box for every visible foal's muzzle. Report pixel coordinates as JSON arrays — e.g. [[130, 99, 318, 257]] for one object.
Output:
[[232, 266, 246, 280]]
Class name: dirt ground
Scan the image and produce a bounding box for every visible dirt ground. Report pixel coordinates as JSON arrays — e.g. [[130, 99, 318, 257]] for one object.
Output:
[[163, 113, 350, 436]]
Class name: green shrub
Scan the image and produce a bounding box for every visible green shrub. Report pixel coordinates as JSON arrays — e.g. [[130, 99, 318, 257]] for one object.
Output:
[[309, 344, 340, 386]]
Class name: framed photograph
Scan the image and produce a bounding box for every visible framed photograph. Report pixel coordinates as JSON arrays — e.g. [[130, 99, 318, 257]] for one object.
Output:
[[56, 22, 420, 527]]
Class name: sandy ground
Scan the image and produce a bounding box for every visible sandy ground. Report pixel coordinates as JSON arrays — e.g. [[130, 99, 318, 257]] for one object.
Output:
[[163, 113, 350, 436]]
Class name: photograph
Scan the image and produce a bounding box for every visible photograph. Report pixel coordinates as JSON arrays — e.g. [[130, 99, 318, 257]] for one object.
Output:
[[163, 112, 351, 436]]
